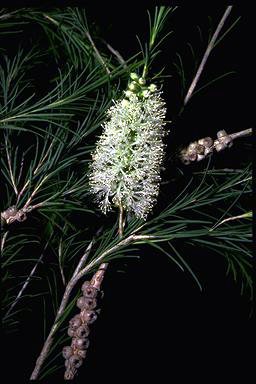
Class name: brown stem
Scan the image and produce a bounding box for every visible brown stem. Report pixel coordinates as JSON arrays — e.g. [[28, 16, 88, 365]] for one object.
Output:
[[85, 30, 110, 75], [104, 41, 127, 67], [63, 206, 124, 378], [184, 6, 233, 106], [229, 128, 252, 140], [89, 206, 124, 308], [30, 220, 150, 379], [30, 238, 96, 380], [118, 204, 124, 237], [1, 231, 8, 253], [5, 137, 18, 195], [30, 283, 74, 379]]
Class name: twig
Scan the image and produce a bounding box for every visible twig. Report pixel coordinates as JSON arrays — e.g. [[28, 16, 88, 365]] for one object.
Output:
[[5, 239, 51, 317], [0, 9, 21, 20], [209, 211, 252, 232], [85, 30, 110, 74], [5, 137, 18, 195], [75, 234, 153, 282], [62, 217, 121, 379], [43, 14, 59, 26], [64, 207, 124, 378], [33, 139, 55, 176], [23, 175, 49, 210], [184, 6, 233, 106], [118, 204, 124, 237], [62, 205, 136, 378], [30, 231, 153, 379], [43, 13, 110, 74], [30, 277, 76, 379], [1, 231, 8, 253], [229, 128, 252, 140], [72, 237, 96, 279], [104, 40, 127, 67], [17, 151, 25, 185], [58, 238, 66, 286], [16, 139, 54, 204], [64, 206, 124, 377]]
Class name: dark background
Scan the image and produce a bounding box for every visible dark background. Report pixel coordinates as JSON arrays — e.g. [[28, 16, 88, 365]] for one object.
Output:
[[2, 5, 254, 382]]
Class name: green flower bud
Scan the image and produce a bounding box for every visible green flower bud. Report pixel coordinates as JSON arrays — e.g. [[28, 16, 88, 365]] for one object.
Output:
[[128, 81, 138, 91], [124, 90, 133, 98], [141, 89, 150, 98], [149, 84, 157, 92], [130, 72, 139, 81], [138, 77, 146, 85]]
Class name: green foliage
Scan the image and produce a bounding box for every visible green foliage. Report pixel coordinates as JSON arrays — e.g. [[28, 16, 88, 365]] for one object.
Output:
[[0, 6, 252, 381]]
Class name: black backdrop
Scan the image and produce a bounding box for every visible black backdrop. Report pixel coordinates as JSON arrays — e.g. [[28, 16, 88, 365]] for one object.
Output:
[[1, 4, 254, 382]]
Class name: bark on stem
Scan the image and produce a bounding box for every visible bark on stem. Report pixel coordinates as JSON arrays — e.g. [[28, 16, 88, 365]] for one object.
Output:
[[229, 128, 252, 140], [184, 6, 233, 106], [30, 219, 149, 379], [62, 206, 123, 379], [30, 283, 74, 379]]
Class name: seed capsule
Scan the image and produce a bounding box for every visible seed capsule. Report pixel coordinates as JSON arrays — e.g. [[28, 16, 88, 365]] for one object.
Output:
[[69, 354, 83, 368], [77, 349, 87, 359], [76, 325, 90, 338], [77, 296, 87, 309], [69, 314, 82, 329], [72, 337, 90, 350], [62, 346, 73, 359], [67, 327, 76, 337], [80, 309, 97, 324]]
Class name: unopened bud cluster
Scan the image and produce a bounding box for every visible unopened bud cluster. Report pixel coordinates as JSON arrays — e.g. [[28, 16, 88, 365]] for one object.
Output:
[[125, 72, 157, 99], [63, 281, 101, 380], [89, 73, 168, 219], [180, 130, 233, 165]]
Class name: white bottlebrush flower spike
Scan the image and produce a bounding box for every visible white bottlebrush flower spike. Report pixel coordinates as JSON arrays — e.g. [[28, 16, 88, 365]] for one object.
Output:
[[89, 74, 167, 219]]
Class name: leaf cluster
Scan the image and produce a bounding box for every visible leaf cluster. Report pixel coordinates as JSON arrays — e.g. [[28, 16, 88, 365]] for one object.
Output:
[[0, 6, 253, 381], [0, 7, 137, 331]]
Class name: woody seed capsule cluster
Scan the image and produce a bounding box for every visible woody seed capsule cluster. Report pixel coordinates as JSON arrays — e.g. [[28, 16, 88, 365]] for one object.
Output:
[[63, 281, 101, 380], [180, 130, 233, 165], [180, 137, 213, 164], [89, 73, 168, 219], [1, 206, 27, 225]]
